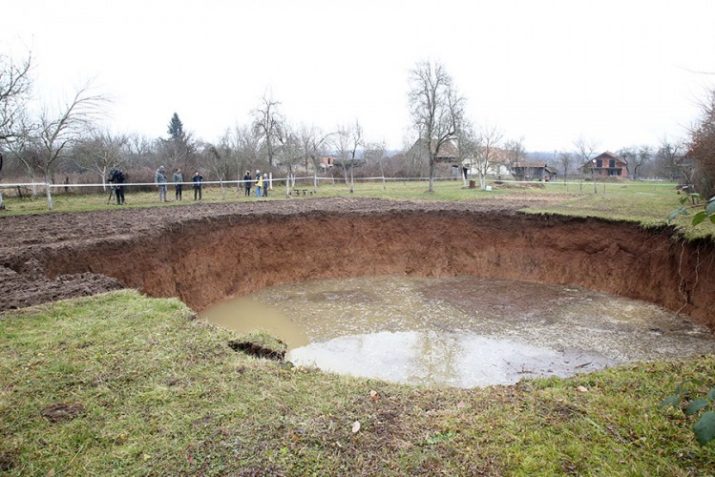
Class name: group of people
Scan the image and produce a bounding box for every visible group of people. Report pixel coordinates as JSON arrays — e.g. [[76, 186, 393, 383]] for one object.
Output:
[[106, 166, 272, 205], [155, 166, 204, 202], [242, 170, 270, 198]]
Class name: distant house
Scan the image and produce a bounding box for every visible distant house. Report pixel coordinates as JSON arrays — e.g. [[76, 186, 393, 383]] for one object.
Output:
[[510, 162, 558, 181], [582, 152, 629, 178], [319, 156, 335, 170], [408, 139, 513, 177]]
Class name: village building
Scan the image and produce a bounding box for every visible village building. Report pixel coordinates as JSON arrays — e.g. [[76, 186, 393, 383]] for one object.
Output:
[[319, 156, 335, 170], [582, 151, 629, 178], [510, 162, 558, 181]]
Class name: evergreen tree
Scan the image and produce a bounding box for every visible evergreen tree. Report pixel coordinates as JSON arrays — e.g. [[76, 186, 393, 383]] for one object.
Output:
[[167, 113, 184, 140]]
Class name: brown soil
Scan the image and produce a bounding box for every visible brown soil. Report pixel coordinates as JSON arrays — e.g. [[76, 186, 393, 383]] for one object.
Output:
[[1, 197, 713, 329], [41, 402, 85, 423], [229, 339, 287, 361]]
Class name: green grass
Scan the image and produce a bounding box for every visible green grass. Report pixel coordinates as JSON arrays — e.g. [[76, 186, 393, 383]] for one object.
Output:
[[1, 291, 714, 476], [3, 178, 713, 239]]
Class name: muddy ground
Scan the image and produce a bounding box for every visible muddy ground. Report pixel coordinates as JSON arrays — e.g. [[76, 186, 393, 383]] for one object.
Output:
[[1, 197, 713, 329]]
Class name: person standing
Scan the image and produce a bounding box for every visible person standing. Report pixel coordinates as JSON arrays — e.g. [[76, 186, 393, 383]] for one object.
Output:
[[243, 170, 252, 196], [255, 170, 263, 198], [155, 166, 167, 202], [263, 171, 269, 197], [173, 168, 184, 201], [192, 171, 203, 200], [108, 168, 126, 205]]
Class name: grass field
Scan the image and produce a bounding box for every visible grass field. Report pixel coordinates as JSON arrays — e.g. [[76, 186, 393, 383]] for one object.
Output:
[[2, 179, 714, 475], [1, 291, 714, 476], [2, 178, 714, 238]]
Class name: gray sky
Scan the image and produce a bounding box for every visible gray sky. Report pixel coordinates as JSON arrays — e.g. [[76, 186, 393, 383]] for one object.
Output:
[[4, 0, 715, 151]]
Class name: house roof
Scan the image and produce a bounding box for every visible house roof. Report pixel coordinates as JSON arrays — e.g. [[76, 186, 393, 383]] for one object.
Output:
[[583, 151, 627, 167], [435, 140, 459, 159], [512, 161, 548, 168]]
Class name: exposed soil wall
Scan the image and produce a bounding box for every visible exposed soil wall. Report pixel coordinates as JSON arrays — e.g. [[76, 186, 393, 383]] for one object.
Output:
[[1, 199, 713, 328]]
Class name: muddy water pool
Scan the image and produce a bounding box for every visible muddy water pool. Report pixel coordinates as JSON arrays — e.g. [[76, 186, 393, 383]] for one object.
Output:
[[201, 276, 715, 388]]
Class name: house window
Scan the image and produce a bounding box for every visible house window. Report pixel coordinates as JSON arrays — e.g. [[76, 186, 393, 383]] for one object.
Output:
[[596, 159, 603, 168], [609, 159, 616, 168]]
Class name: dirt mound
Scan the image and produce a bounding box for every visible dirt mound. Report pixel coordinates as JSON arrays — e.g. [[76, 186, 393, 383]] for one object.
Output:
[[1, 197, 713, 329]]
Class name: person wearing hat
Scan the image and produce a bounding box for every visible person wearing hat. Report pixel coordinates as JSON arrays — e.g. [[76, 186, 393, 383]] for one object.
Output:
[[155, 165, 168, 202]]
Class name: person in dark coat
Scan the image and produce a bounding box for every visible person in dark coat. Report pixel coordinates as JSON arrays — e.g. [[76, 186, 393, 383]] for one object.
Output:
[[192, 171, 203, 200], [243, 170, 252, 196], [108, 168, 126, 205]]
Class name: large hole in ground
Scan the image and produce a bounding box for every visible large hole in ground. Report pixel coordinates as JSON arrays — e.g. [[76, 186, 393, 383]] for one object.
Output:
[[23, 207, 715, 386]]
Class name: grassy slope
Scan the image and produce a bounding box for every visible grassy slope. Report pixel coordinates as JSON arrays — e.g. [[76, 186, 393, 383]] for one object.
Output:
[[1, 291, 714, 476], [2, 180, 713, 239]]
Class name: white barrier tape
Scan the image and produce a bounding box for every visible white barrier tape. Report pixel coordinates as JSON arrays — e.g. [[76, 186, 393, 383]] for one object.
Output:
[[0, 177, 678, 189]]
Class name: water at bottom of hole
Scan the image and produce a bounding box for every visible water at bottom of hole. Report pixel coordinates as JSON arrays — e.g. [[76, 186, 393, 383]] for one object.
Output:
[[201, 275, 715, 388]]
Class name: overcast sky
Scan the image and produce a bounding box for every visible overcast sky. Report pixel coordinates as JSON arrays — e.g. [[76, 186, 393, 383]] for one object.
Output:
[[3, 0, 715, 152]]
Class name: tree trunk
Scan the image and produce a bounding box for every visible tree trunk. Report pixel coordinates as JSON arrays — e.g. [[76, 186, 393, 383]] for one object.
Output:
[[478, 163, 487, 190], [285, 167, 291, 198], [350, 164, 354, 193], [378, 159, 386, 191], [45, 172, 53, 210], [428, 156, 435, 192]]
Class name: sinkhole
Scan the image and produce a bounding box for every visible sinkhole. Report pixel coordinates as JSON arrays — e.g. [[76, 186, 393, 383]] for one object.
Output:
[[7, 205, 714, 387]]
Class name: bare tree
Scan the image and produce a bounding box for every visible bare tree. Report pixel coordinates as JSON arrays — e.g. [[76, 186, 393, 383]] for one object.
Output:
[[574, 137, 599, 191], [252, 94, 284, 189], [688, 90, 715, 196], [0, 52, 31, 198], [277, 125, 304, 196], [474, 124, 503, 190], [74, 130, 128, 190], [0, 53, 32, 148], [299, 125, 330, 191], [503, 138, 526, 178], [364, 142, 387, 189], [574, 137, 598, 165], [234, 124, 261, 189], [203, 139, 233, 198], [656, 140, 686, 182], [333, 120, 364, 193], [408, 61, 465, 192], [5, 121, 40, 196], [623, 145, 652, 181], [35, 86, 106, 208], [558, 151, 573, 180], [455, 121, 479, 187]]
